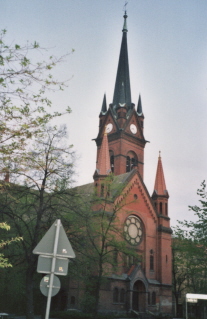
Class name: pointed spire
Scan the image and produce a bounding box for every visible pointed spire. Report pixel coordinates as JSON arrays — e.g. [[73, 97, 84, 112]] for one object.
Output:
[[100, 94, 107, 115], [96, 129, 111, 176], [137, 95, 143, 116], [154, 152, 168, 196], [112, 12, 131, 109]]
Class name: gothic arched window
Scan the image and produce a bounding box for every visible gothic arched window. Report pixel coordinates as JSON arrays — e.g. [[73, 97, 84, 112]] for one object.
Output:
[[165, 203, 168, 216], [150, 250, 154, 271], [152, 291, 156, 305], [70, 296, 75, 305], [113, 287, 119, 303], [120, 288, 125, 303], [159, 202, 163, 214], [109, 150, 114, 173], [126, 151, 138, 172]]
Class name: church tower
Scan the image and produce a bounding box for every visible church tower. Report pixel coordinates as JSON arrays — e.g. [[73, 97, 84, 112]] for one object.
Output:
[[72, 11, 172, 317], [95, 12, 146, 180]]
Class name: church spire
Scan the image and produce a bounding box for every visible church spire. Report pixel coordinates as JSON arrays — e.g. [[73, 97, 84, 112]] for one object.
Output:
[[95, 129, 111, 176], [100, 93, 107, 116], [153, 152, 168, 196], [137, 94, 143, 116], [112, 11, 131, 109]]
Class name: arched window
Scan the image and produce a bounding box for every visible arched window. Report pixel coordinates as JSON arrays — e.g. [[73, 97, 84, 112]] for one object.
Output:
[[152, 291, 156, 305], [70, 296, 75, 305], [101, 184, 104, 197], [159, 202, 163, 214], [150, 250, 154, 271], [126, 151, 138, 172], [120, 288, 125, 303], [113, 287, 119, 303], [165, 203, 168, 216], [109, 150, 114, 173], [148, 292, 151, 305], [113, 249, 118, 266]]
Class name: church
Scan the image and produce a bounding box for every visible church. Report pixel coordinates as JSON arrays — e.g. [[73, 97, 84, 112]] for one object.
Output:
[[68, 12, 172, 316]]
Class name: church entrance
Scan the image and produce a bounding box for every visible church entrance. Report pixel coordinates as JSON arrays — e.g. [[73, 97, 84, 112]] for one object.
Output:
[[132, 280, 146, 312]]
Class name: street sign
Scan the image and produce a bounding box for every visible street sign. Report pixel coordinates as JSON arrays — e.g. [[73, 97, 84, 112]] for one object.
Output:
[[33, 219, 76, 319], [37, 255, 69, 275], [40, 275, 60, 297], [33, 220, 75, 258]]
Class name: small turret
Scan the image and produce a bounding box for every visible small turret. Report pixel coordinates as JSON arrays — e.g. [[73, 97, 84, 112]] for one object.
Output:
[[93, 129, 111, 197], [152, 152, 169, 216]]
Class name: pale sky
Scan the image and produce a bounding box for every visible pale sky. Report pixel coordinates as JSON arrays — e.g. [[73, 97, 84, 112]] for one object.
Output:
[[1, 0, 207, 226]]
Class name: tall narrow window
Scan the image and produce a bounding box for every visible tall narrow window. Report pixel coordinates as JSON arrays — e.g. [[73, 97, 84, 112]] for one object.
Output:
[[120, 289, 125, 303], [126, 156, 130, 172], [113, 249, 118, 266], [150, 250, 154, 271], [148, 292, 151, 305], [101, 184, 104, 197], [165, 203, 168, 216], [152, 291, 156, 305], [126, 151, 138, 172], [159, 202, 162, 214], [109, 150, 114, 173], [70, 296, 75, 305], [113, 287, 119, 303]]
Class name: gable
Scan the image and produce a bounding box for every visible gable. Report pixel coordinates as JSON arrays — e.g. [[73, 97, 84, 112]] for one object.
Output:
[[124, 109, 145, 141], [113, 169, 157, 224]]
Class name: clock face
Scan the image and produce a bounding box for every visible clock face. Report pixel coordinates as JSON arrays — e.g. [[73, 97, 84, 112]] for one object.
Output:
[[106, 123, 113, 133], [130, 124, 137, 134], [124, 215, 143, 246]]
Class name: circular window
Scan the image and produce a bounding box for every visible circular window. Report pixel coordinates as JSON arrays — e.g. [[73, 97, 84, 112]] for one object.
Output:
[[124, 215, 143, 246]]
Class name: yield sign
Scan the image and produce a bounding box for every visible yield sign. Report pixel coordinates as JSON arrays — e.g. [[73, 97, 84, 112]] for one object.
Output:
[[33, 220, 75, 258]]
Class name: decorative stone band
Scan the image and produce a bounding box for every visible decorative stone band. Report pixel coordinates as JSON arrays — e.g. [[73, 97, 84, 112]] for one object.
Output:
[[157, 225, 172, 234]]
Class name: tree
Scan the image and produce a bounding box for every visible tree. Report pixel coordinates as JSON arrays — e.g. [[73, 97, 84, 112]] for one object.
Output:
[[0, 125, 76, 319], [0, 222, 22, 268], [0, 29, 72, 175], [173, 181, 207, 317], [70, 178, 139, 317], [0, 30, 74, 319]]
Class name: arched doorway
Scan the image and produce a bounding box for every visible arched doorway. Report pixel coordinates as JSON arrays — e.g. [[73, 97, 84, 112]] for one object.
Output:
[[132, 280, 146, 312]]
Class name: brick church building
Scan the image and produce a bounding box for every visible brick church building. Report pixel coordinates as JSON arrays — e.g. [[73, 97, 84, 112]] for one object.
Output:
[[68, 12, 172, 316]]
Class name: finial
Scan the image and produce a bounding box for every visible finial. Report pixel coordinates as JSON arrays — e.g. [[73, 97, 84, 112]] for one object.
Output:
[[159, 151, 161, 159], [122, 2, 128, 32], [123, 1, 128, 13]]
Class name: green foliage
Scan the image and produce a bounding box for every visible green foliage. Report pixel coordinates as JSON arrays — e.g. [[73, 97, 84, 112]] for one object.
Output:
[[0, 222, 22, 268], [0, 29, 72, 175], [173, 181, 207, 297], [68, 179, 140, 315], [0, 29, 75, 319]]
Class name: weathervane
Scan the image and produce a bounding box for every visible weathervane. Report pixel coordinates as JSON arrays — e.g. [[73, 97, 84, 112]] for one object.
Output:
[[123, 1, 128, 13]]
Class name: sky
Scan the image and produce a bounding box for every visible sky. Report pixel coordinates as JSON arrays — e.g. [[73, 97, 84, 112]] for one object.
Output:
[[1, 0, 207, 226]]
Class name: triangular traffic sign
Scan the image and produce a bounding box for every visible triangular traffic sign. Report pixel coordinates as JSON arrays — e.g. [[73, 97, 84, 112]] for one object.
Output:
[[33, 219, 75, 258]]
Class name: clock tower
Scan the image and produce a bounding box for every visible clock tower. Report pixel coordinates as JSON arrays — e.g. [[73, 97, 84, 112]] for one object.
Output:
[[95, 12, 146, 179]]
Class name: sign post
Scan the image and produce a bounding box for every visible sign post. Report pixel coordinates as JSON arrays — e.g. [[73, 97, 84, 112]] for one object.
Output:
[[33, 219, 75, 319]]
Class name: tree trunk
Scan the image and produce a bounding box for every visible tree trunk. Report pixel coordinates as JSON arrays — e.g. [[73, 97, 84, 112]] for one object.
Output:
[[26, 271, 34, 319]]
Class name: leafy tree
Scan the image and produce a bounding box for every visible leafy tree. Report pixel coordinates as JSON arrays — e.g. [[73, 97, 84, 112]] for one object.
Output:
[[0, 222, 22, 268], [0, 29, 72, 174], [70, 179, 139, 317], [0, 124, 76, 319], [173, 181, 207, 316], [0, 30, 74, 319]]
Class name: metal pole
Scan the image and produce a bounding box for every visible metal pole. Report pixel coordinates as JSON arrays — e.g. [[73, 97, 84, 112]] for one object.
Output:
[[45, 219, 61, 319], [186, 298, 188, 319]]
